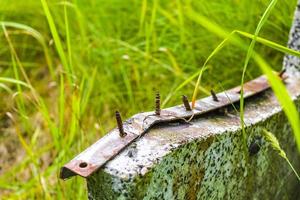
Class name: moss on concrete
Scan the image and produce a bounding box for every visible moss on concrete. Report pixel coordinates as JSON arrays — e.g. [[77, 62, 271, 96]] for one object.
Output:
[[87, 96, 300, 199]]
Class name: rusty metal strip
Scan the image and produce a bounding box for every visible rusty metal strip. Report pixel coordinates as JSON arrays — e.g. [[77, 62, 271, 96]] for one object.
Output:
[[60, 74, 285, 180]]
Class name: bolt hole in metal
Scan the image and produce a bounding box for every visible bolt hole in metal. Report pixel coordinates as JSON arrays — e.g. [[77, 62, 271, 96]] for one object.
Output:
[[79, 162, 88, 168]]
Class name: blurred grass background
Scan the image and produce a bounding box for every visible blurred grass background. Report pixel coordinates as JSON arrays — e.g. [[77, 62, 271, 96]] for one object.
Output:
[[0, 0, 297, 199]]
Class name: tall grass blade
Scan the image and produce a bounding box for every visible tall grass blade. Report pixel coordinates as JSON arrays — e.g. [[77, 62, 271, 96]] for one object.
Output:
[[240, 0, 278, 154], [63, 2, 73, 73], [0, 83, 12, 93], [0, 21, 54, 78], [40, 0, 71, 81], [0, 77, 31, 88], [2, 24, 61, 149], [254, 54, 300, 151]]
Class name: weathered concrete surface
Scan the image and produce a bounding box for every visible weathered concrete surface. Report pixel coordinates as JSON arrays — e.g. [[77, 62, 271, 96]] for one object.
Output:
[[87, 2, 300, 200], [87, 80, 300, 200]]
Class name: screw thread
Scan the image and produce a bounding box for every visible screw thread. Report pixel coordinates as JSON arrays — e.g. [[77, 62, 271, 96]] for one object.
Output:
[[115, 111, 126, 137], [155, 92, 161, 115], [211, 90, 219, 102], [182, 95, 192, 111]]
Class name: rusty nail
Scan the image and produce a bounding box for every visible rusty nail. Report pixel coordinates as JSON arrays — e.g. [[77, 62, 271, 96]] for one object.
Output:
[[182, 95, 192, 111], [155, 92, 161, 115], [211, 90, 219, 102], [279, 68, 286, 78], [115, 111, 126, 137]]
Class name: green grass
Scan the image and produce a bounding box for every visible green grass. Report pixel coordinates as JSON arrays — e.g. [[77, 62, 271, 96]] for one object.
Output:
[[0, 0, 299, 199]]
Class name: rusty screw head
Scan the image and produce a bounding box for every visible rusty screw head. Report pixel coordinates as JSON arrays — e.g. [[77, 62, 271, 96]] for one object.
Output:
[[182, 95, 192, 111], [115, 111, 126, 137], [210, 89, 219, 102], [155, 92, 161, 115]]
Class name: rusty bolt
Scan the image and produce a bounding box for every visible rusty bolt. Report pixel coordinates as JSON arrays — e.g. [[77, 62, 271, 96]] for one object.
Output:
[[210, 89, 219, 102], [115, 111, 126, 137], [155, 92, 161, 115], [182, 95, 192, 111]]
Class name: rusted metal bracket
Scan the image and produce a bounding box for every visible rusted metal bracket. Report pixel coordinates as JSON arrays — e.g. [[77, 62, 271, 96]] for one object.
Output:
[[60, 73, 286, 180]]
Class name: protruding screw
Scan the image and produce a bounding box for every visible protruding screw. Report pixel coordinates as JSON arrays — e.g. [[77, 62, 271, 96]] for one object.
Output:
[[211, 89, 219, 102], [115, 111, 126, 137], [182, 95, 192, 111], [279, 68, 286, 78], [155, 92, 161, 115]]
